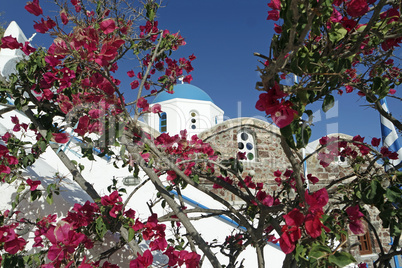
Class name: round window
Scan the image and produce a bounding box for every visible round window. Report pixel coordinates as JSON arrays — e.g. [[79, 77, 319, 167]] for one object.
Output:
[[191, 118, 196, 123], [191, 125, 196, 129], [247, 153, 254, 160], [191, 112, 196, 117], [238, 142, 244, 150], [241, 132, 248, 141], [246, 143, 253, 150]]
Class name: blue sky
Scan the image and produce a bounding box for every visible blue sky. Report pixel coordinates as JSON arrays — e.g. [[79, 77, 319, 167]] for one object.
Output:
[[1, 0, 401, 143]]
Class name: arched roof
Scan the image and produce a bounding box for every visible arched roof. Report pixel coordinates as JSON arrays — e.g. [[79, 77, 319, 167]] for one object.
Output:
[[152, 84, 214, 103]]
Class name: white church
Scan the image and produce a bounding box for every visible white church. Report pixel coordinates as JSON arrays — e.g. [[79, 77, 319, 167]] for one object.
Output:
[[144, 83, 224, 136]]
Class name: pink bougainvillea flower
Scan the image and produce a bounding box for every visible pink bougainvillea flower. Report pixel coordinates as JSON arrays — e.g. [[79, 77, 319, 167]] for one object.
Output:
[[381, 38, 402, 51], [22, 42, 36, 55], [304, 213, 324, 238], [61, 11, 69, 25], [346, 205, 366, 234], [330, 8, 342, 23], [45, 222, 86, 261], [88, 109, 102, 119], [237, 151, 247, 160], [124, 208, 136, 219], [130, 249, 153, 268], [130, 80, 139, 89], [0, 145, 9, 157], [346, 205, 364, 220], [53, 132, 70, 143], [319, 136, 329, 146], [151, 104, 162, 113], [0, 36, 22, 49], [34, 17, 56, 33], [274, 23, 282, 34], [256, 191, 274, 206], [305, 188, 328, 212], [137, 97, 150, 111], [3, 231, 27, 254], [100, 19, 117, 34], [389, 89, 396, 95], [345, 85, 354, 93], [11, 115, 19, 125], [25, 0, 43, 16], [307, 174, 319, 184], [371, 137, 381, 147], [267, 10, 280, 21], [380, 8, 400, 24], [274, 169, 282, 177], [0, 165, 11, 175], [346, 0, 369, 17], [333, 0, 343, 6], [341, 18, 358, 32], [271, 101, 298, 128], [74, 115, 90, 136], [283, 208, 305, 227], [101, 191, 123, 218], [279, 225, 301, 254], [26, 178, 41, 191], [268, 0, 281, 10], [183, 74, 193, 83], [2, 132, 11, 143], [127, 70, 135, 78], [349, 219, 365, 234]]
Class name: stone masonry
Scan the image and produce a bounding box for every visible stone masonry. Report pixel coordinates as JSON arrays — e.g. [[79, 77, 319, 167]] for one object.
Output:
[[198, 117, 399, 267]]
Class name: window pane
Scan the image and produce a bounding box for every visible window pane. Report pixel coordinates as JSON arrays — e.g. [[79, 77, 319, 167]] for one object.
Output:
[[246, 143, 253, 150], [238, 142, 244, 150]]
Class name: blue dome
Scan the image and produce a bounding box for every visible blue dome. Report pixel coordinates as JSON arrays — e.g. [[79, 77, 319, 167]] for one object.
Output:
[[153, 84, 213, 103]]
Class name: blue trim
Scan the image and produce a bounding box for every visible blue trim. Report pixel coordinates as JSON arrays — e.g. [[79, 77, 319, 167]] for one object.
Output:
[[390, 237, 402, 268], [169, 190, 281, 250]]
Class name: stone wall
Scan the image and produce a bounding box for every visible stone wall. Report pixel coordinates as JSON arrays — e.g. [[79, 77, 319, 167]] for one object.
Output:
[[199, 117, 291, 188], [199, 118, 397, 266]]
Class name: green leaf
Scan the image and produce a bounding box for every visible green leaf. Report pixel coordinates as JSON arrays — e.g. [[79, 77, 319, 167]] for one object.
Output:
[[119, 188, 127, 194], [3, 254, 25, 267], [192, 175, 200, 184], [82, 147, 95, 160], [95, 217, 108, 238], [30, 190, 41, 201], [17, 183, 26, 193], [328, 23, 348, 43], [309, 244, 332, 259], [78, 163, 85, 172], [280, 124, 296, 149], [46, 193, 53, 205], [328, 252, 355, 267], [363, 180, 385, 205], [386, 187, 402, 203], [128, 227, 135, 242], [302, 125, 312, 146], [120, 145, 126, 159], [322, 95, 335, 112]]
